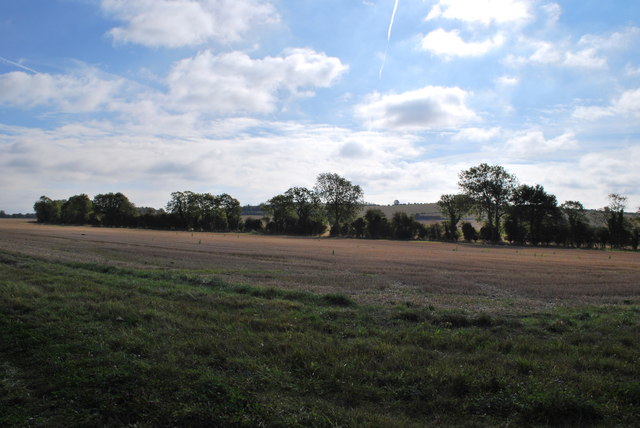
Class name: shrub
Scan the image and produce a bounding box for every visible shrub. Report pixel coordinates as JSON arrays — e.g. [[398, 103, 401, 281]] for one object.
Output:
[[461, 222, 478, 242]]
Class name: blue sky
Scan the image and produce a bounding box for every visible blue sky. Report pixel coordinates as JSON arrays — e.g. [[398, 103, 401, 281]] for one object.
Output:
[[1, 0, 639, 213]]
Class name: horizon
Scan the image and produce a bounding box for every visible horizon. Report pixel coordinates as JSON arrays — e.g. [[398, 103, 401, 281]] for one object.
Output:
[[1, 1, 639, 213]]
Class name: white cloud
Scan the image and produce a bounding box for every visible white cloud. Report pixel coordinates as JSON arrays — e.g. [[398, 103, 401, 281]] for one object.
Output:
[[0, 70, 123, 112], [506, 146, 640, 209], [453, 127, 501, 142], [573, 88, 640, 120], [165, 49, 348, 114], [562, 48, 606, 69], [578, 27, 640, 52], [421, 29, 505, 57], [338, 141, 371, 159], [0, 119, 427, 211], [425, 0, 531, 26], [502, 130, 578, 156], [520, 41, 607, 69], [355, 86, 478, 131], [2, 113, 639, 213], [541, 2, 561, 25], [0, 49, 348, 118], [102, 0, 279, 48], [495, 75, 519, 86], [625, 64, 640, 76], [507, 27, 640, 70]]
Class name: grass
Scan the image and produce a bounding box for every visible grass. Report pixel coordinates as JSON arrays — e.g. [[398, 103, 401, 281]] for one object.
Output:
[[1, 249, 639, 427]]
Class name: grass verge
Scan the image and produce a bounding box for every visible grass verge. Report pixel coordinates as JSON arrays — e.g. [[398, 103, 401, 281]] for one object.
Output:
[[1, 249, 638, 426]]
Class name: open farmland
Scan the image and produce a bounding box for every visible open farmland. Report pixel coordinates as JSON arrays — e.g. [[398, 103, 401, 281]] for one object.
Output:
[[1, 219, 639, 426], [1, 219, 638, 310]]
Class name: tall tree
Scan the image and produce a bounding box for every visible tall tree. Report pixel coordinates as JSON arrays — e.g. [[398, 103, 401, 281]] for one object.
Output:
[[33, 196, 64, 223], [437, 194, 473, 241], [217, 193, 241, 231], [391, 212, 420, 240], [458, 164, 517, 242], [261, 194, 297, 233], [166, 191, 203, 229], [315, 173, 364, 236], [93, 192, 136, 226], [604, 193, 628, 248], [509, 184, 559, 245], [364, 208, 390, 239], [200, 193, 227, 231], [61, 194, 93, 224], [560, 200, 591, 248], [284, 187, 326, 235]]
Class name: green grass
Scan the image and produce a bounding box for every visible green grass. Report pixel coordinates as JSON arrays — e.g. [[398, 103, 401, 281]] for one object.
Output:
[[1, 249, 638, 427]]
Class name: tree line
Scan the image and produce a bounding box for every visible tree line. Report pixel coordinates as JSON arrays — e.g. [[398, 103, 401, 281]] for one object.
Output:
[[33, 191, 242, 232], [0, 210, 35, 219], [32, 165, 639, 249]]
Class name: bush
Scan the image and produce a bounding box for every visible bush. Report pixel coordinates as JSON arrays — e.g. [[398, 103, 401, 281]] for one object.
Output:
[[243, 218, 263, 232], [461, 222, 478, 242]]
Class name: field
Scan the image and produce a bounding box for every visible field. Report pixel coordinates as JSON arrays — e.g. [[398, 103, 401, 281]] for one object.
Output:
[[1, 219, 639, 426]]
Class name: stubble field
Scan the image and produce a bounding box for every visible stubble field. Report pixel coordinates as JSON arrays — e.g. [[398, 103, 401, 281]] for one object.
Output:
[[1, 219, 639, 426], [1, 219, 638, 310]]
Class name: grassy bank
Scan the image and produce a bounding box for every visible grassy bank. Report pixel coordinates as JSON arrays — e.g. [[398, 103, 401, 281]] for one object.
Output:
[[1, 249, 638, 427]]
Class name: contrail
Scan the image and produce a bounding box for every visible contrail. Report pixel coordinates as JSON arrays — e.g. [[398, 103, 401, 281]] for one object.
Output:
[[0, 56, 39, 74], [379, 0, 399, 79]]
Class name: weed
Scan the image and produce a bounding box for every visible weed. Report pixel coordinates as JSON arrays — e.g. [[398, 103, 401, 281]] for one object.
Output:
[[321, 293, 355, 307]]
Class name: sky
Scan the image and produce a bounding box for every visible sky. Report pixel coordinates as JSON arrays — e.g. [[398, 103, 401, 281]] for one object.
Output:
[[1, 0, 639, 213]]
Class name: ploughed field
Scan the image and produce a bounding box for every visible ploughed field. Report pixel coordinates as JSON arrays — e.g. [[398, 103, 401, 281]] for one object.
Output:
[[1, 219, 638, 310], [1, 219, 639, 427]]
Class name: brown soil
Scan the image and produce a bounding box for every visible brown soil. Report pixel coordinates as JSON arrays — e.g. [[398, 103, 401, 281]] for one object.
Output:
[[2, 219, 639, 311]]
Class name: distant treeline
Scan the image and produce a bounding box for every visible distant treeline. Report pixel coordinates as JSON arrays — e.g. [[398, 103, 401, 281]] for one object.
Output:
[[0, 210, 36, 219], [33, 166, 640, 249]]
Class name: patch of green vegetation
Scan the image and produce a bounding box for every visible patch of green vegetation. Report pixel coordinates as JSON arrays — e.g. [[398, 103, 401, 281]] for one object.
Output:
[[1, 249, 638, 426]]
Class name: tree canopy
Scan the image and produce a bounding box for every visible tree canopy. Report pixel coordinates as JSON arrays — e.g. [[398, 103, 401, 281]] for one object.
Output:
[[458, 163, 517, 242], [315, 173, 364, 236], [438, 194, 473, 241]]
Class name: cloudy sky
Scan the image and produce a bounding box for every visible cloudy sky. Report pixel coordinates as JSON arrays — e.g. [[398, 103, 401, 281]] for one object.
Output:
[[1, 0, 639, 213]]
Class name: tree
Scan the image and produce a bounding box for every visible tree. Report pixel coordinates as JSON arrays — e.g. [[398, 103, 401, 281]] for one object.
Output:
[[165, 192, 239, 231], [93, 192, 137, 226], [284, 187, 326, 235], [461, 222, 478, 242], [560, 201, 590, 248], [315, 173, 364, 236], [631, 208, 640, 251], [351, 217, 367, 238], [426, 223, 444, 241], [508, 184, 559, 245], [243, 218, 264, 232], [61, 194, 93, 224], [261, 194, 297, 234], [364, 208, 390, 239], [604, 193, 629, 248], [217, 193, 241, 231], [437, 194, 473, 241], [391, 212, 419, 240], [166, 191, 195, 229], [33, 196, 63, 223], [200, 193, 227, 231], [458, 164, 517, 242]]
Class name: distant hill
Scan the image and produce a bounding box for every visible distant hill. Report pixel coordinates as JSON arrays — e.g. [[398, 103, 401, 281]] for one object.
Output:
[[361, 203, 443, 222], [240, 205, 263, 217]]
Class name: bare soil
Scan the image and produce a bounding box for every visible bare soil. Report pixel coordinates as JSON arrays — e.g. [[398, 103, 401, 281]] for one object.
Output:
[[2, 219, 638, 311]]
